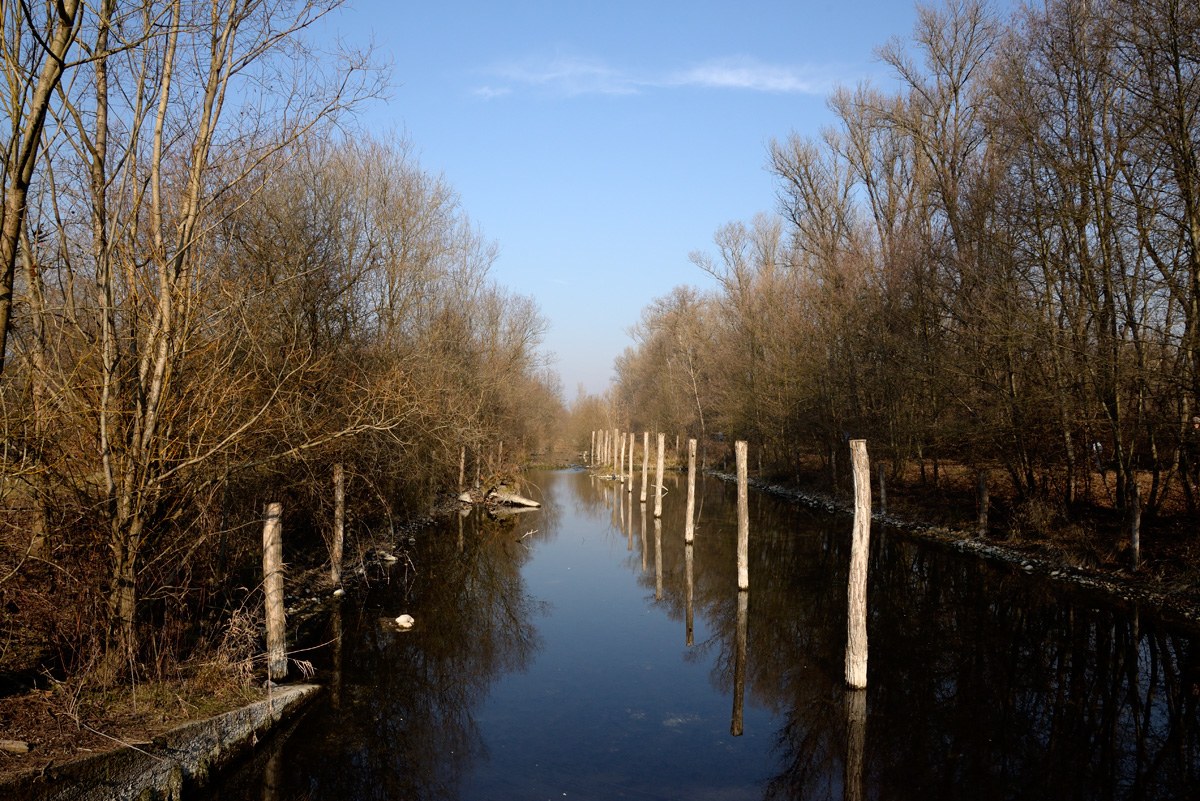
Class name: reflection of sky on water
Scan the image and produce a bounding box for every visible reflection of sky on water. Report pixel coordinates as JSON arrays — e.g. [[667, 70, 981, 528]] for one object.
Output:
[[204, 468, 1200, 801]]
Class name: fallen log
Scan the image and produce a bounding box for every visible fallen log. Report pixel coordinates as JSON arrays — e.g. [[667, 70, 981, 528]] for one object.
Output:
[[488, 489, 541, 508]]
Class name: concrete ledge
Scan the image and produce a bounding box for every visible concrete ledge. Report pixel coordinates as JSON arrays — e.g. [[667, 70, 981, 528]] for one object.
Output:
[[1, 683, 320, 801]]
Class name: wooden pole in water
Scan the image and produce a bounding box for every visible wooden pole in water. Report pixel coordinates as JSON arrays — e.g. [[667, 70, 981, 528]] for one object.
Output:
[[458, 446, 466, 492], [977, 468, 989, 539], [1130, 483, 1141, 572], [627, 432, 635, 493], [613, 428, 619, 471], [736, 440, 749, 591], [654, 433, 666, 518], [731, 588, 748, 736], [641, 431, 650, 502], [591, 430, 596, 466], [676, 434, 680, 460], [331, 464, 344, 585], [685, 543, 695, 646], [619, 432, 626, 483], [685, 438, 697, 544], [654, 518, 663, 601], [263, 502, 286, 682], [846, 440, 871, 689], [878, 464, 887, 516]]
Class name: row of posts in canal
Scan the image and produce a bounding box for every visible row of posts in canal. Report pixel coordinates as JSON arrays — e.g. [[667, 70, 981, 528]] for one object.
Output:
[[595, 430, 870, 797], [590, 429, 873, 691]]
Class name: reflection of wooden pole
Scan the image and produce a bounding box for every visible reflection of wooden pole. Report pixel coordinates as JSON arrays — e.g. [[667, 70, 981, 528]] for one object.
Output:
[[654, 518, 663, 601], [1130, 483, 1141, 572], [977, 468, 988, 538], [878, 464, 887, 516], [640, 503, 648, 573], [627, 432, 635, 493], [731, 589, 748, 736], [641, 432, 650, 502], [845, 688, 867, 801], [263, 503, 286, 682], [332, 464, 344, 585], [685, 438, 697, 544], [627, 487, 634, 551], [846, 440, 871, 689], [458, 512, 464, 552], [685, 543, 695, 646], [736, 441, 749, 591], [331, 603, 343, 710], [263, 742, 282, 801], [654, 433, 666, 518]]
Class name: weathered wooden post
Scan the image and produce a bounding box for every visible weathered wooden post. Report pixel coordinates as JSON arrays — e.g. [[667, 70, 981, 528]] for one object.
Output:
[[654, 518, 663, 601], [685, 543, 695, 646], [731, 589, 748, 736], [498, 439, 504, 471], [263, 503, 286, 682], [845, 688, 867, 801], [612, 428, 619, 471], [627, 432, 635, 493], [977, 468, 989, 539], [591, 430, 596, 466], [878, 464, 887, 516], [675, 434, 680, 460], [654, 433, 666, 518], [1130, 483, 1141, 572], [458, 446, 466, 491], [846, 440, 871, 689], [331, 464, 344, 585], [619, 432, 627, 483], [736, 440, 749, 591], [685, 438, 697, 544], [641, 431, 650, 503]]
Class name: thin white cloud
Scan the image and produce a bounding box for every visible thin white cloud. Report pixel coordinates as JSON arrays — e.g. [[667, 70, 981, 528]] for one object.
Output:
[[486, 53, 640, 97], [473, 51, 837, 99], [665, 57, 833, 94]]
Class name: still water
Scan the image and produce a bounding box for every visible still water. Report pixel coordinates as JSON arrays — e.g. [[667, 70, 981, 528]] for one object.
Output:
[[204, 468, 1200, 800]]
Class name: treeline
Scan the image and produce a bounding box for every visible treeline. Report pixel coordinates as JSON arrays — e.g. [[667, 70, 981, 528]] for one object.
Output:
[[0, 1, 560, 682], [615, 0, 1200, 527]]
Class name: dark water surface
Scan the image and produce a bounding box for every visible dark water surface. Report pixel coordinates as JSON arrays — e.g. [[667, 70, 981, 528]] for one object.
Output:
[[202, 468, 1200, 800]]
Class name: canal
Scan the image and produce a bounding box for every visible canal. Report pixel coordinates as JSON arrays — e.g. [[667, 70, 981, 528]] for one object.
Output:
[[203, 468, 1200, 800]]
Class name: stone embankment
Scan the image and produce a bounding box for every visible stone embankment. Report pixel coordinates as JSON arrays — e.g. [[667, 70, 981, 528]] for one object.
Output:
[[1, 684, 319, 801]]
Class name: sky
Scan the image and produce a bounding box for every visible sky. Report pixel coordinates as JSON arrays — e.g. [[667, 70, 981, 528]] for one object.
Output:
[[321, 1, 966, 398]]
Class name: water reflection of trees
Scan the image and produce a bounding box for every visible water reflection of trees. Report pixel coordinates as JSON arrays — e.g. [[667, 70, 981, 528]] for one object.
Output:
[[603, 473, 1200, 801], [212, 509, 545, 801]]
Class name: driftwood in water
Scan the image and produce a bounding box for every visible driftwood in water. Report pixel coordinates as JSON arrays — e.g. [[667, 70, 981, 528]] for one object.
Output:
[[488, 488, 541, 508]]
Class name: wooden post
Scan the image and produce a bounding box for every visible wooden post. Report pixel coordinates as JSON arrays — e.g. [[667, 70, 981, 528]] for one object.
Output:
[[731, 589, 748, 736], [654, 518, 663, 601], [977, 468, 989, 539], [498, 439, 504, 471], [458, 446, 466, 491], [591, 430, 596, 466], [641, 431, 650, 502], [685, 543, 695, 646], [878, 464, 887, 516], [846, 440, 871, 689], [654, 433, 666, 518], [675, 434, 680, 460], [627, 432, 635, 493], [619, 432, 626, 483], [736, 441, 749, 591], [263, 503, 286, 682], [1130, 483, 1141, 572], [331, 464, 344, 585], [685, 438, 697, 544]]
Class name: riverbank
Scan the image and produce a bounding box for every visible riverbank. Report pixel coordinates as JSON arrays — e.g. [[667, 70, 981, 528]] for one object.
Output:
[[710, 468, 1200, 630]]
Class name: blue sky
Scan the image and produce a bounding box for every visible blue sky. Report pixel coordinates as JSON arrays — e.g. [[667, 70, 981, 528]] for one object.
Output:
[[325, 1, 974, 397]]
